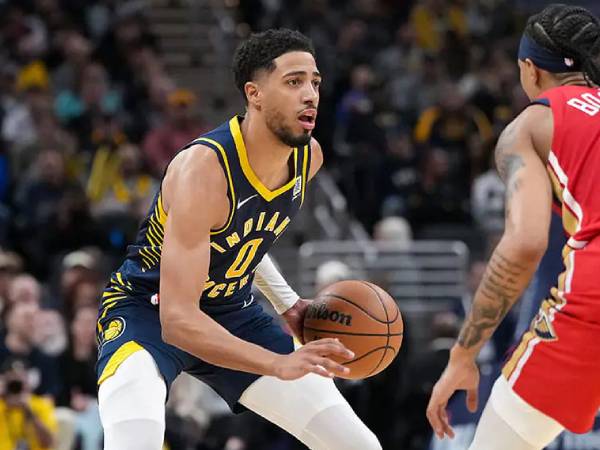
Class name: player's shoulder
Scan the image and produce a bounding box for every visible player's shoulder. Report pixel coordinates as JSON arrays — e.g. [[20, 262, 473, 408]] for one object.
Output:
[[162, 143, 228, 210]]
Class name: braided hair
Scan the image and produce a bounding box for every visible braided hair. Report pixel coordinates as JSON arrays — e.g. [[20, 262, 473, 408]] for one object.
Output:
[[524, 4, 600, 86]]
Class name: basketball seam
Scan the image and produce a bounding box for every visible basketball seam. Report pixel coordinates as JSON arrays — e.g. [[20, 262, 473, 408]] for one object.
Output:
[[318, 293, 394, 324], [341, 345, 396, 366], [360, 281, 390, 377], [303, 327, 403, 337]]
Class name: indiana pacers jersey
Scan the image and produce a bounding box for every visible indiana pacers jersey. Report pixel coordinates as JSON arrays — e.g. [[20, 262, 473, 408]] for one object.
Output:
[[101, 116, 311, 320]]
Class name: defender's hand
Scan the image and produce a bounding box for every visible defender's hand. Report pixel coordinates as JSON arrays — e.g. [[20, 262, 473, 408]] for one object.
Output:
[[426, 348, 480, 439], [282, 298, 311, 343], [271, 338, 354, 380]]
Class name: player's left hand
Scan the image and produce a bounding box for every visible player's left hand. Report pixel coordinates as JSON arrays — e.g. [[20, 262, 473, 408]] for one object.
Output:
[[282, 298, 312, 343], [426, 347, 480, 440]]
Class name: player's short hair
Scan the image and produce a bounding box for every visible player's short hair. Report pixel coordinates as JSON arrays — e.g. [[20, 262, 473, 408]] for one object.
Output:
[[525, 4, 600, 85], [232, 29, 315, 102]]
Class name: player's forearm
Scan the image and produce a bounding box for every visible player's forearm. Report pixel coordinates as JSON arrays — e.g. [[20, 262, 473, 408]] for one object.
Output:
[[453, 235, 544, 359], [161, 308, 280, 376], [254, 254, 300, 314]]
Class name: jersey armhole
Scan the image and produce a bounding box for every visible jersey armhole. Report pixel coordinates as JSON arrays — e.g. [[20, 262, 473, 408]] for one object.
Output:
[[193, 137, 236, 235]]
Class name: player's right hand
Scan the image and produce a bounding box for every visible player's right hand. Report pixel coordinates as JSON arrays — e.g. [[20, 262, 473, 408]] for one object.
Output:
[[271, 338, 354, 380]]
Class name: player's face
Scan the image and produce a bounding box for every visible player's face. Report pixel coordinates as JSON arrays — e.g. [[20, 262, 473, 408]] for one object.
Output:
[[260, 51, 321, 148]]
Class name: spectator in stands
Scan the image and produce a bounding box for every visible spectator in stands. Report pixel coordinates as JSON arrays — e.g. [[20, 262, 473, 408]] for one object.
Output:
[[7, 274, 42, 309], [143, 88, 208, 176], [0, 301, 61, 398], [373, 216, 413, 243], [14, 147, 74, 234], [57, 306, 102, 450], [90, 143, 158, 221], [379, 130, 419, 218], [315, 260, 353, 292], [0, 251, 24, 317], [0, 357, 57, 450], [55, 62, 124, 150], [471, 149, 505, 238], [406, 148, 470, 231], [52, 30, 93, 94]]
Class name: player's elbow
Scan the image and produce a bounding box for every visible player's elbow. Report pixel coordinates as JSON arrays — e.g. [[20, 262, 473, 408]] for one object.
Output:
[[507, 232, 548, 262], [159, 309, 188, 346]]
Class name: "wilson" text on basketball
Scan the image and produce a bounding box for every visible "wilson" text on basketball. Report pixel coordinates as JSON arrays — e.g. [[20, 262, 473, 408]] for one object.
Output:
[[306, 304, 353, 326]]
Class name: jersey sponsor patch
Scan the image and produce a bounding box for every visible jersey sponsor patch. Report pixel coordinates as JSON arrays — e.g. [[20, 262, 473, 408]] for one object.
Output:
[[293, 176, 302, 199]]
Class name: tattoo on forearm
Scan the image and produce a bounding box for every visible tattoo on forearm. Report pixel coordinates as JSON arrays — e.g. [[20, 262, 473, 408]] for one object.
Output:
[[458, 251, 526, 349]]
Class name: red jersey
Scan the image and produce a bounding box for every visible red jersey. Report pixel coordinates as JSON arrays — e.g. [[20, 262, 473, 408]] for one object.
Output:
[[540, 85, 600, 249]]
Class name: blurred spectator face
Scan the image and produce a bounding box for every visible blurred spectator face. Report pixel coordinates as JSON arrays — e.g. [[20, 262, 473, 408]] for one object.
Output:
[[350, 65, 373, 91], [387, 133, 414, 159], [63, 32, 91, 64], [167, 89, 196, 125], [7, 274, 41, 308], [36, 148, 66, 186], [72, 280, 100, 311], [337, 20, 367, 49], [254, 51, 320, 148], [396, 23, 416, 47], [0, 252, 23, 301], [6, 302, 38, 340], [427, 149, 450, 179], [149, 75, 175, 110], [33, 309, 67, 355], [71, 306, 97, 348], [115, 17, 142, 45], [118, 144, 142, 177], [439, 83, 465, 112], [80, 63, 109, 106]]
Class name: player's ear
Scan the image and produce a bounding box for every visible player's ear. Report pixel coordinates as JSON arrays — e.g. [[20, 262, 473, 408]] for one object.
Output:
[[524, 58, 542, 87], [245, 82, 261, 110]]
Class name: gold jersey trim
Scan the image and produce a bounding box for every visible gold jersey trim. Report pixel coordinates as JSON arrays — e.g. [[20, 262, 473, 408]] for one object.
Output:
[[229, 116, 298, 202], [195, 137, 237, 235]]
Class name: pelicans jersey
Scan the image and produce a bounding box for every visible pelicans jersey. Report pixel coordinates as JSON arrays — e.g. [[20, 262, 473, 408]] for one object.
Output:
[[96, 116, 310, 411], [503, 86, 600, 433]]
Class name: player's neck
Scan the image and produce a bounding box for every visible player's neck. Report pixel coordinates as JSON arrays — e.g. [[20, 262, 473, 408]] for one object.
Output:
[[241, 114, 295, 189]]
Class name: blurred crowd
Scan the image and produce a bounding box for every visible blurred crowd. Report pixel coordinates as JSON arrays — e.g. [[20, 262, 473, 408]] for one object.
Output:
[[0, 0, 540, 449]]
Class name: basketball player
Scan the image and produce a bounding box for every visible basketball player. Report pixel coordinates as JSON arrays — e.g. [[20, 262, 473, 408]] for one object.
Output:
[[427, 4, 600, 450], [96, 29, 381, 450]]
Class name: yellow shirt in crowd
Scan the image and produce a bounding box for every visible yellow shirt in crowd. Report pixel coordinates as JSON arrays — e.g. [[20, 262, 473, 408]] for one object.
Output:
[[0, 396, 57, 450]]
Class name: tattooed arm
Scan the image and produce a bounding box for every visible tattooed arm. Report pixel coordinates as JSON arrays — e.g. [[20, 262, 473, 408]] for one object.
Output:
[[456, 110, 553, 356], [426, 105, 553, 439]]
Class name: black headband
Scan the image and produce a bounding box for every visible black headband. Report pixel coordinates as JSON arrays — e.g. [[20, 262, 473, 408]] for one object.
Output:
[[518, 34, 580, 73]]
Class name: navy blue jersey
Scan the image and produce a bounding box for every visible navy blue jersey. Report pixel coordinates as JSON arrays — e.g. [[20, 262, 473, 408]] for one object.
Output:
[[101, 116, 311, 318]]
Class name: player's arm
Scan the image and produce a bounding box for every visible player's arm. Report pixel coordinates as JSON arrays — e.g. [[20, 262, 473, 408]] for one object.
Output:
[[455, 106, 553, 358], [159, 145, 352, 379], [427, 105, 553, 438], [253, 138, 325, 340]]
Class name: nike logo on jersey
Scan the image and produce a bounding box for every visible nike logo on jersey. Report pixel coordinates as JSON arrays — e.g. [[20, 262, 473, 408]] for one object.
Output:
[[242, 295, 255, 308], [237, 194, 258, 209]]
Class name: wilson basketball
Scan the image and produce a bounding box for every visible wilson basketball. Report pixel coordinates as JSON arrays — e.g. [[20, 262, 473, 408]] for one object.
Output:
[[303, 280, 403, 379]]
